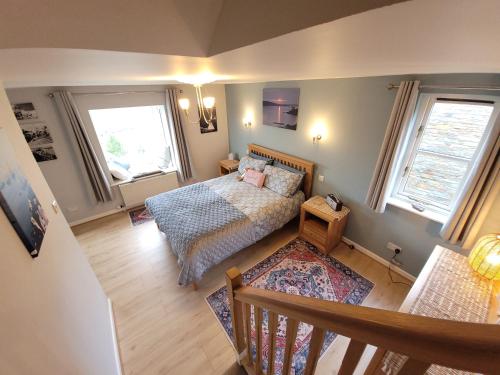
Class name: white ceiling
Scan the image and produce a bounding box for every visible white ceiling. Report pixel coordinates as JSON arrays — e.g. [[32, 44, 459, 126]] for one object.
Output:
[[208, 0, 407, 55], [0, 0, 224, 57], [1, 0, 499, 88], [0, 0, 406, 57]]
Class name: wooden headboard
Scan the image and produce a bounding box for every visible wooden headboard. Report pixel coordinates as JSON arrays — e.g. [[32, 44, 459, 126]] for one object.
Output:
[[248, 144, 315, 199]]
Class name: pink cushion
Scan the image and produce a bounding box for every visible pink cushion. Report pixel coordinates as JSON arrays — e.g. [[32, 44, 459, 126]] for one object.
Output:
[[243, 169, 265, 188]]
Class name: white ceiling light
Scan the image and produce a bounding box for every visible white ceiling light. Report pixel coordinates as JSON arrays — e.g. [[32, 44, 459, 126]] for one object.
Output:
[[177, 73, 217, 129], [176, 72, 218, 85]]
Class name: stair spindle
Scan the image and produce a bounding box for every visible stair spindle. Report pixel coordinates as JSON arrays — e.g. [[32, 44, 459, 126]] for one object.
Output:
[[303, 327, 325, 375], [255, 306, 263, 375], [338, 339, 367, 375], [267, 311, 278, 375], [282, 318, 299, 375], [244, 303, 253, 366]]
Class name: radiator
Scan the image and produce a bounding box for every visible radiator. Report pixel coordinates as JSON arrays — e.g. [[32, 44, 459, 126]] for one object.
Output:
[[118, 172, 179, 208]]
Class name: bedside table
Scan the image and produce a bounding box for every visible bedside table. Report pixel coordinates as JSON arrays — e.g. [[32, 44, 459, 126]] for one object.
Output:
[[219, 159, 239, 176], [299, 195, 350, 254]]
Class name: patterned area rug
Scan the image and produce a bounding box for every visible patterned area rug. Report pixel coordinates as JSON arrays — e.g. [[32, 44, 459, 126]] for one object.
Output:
[[128, 206, 153, 226], [206, 238, 373, 375]]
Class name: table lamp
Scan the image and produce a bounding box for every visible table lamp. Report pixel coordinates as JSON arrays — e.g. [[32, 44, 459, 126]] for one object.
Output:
[[468, 233, 500, 281]]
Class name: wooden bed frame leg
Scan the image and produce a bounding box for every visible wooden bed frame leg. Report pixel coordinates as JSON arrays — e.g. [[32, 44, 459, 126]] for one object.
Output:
[[192, 282, 198, 291]]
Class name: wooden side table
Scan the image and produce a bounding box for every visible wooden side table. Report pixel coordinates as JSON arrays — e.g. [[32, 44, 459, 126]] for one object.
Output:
[[299, 195, 350, 254], [219, 159, 239, 176], [364, 245, 497, 375]]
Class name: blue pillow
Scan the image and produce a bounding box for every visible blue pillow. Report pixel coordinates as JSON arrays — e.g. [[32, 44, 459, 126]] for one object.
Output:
[[274, 161, 306, 176], [249, 152, 273, 165]]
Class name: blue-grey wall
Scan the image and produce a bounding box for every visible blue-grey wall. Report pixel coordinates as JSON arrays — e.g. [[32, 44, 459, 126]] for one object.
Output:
[[226, 74, 500, 277]]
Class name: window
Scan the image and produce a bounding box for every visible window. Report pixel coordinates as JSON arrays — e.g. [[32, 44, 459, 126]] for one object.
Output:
[[88, 105, 175, 179], [391, 94, 499, 220]]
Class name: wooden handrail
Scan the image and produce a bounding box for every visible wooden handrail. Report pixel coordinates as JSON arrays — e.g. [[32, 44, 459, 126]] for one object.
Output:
[[225, 267, 500, 375]]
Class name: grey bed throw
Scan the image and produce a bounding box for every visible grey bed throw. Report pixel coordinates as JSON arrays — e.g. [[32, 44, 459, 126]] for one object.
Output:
[[146, 183, 252, 259]]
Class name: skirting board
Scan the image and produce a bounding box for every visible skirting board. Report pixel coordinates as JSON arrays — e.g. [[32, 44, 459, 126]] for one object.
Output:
[[69, 208, 124, 227], [108, 299, 123, 375], [342, 236, 417, 282]]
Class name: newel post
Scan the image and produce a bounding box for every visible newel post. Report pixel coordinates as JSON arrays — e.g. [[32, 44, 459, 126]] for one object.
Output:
[[225, 267, 246, 362]]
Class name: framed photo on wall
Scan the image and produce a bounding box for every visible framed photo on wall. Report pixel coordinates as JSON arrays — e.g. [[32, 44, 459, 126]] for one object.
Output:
[[20, 121, 54, 147], [200, 107, 218, 133], [11, 102, 38, 121], [0, 128, 48, 258], [263, 88, 300, 130], [12, 101, 59, 163], [31, 146, 58, 162]]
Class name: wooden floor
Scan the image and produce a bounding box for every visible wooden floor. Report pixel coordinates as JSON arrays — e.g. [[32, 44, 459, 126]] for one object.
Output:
[[73, 212, 412, 375]]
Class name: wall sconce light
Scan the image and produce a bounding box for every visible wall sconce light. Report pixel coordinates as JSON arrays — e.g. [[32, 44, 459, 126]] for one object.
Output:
[[179, 98, 190, 112], [178, 85, 216, 128], [311, 120, 326, 144], [243, 113, 253, 129], [176, 73, 217, 129]]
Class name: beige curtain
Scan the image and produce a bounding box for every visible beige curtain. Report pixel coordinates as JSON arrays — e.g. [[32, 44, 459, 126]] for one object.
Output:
[[365, 81, 420, 213], [165, 88, 192, 182], [53, 91, 113, 203], [441, 129, 500, 248]]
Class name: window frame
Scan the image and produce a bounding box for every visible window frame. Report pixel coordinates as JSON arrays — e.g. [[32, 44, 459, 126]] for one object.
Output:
[[390, 92, 500, 221], [75, 91, 177, 185], [89, 104, 176, 180]]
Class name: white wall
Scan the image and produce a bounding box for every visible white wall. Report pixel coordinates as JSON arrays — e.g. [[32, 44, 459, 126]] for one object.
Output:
[[0, 85, 119, 374], [6, 84, 229, 223], [178, 83, 230, 181]]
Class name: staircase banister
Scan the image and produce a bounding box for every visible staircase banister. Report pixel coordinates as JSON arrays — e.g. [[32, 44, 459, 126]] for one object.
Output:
[[234, 286, 500, 373]]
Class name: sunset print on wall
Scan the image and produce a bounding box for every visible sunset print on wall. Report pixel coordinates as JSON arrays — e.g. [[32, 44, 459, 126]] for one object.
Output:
[[263, 88, 300, 130]]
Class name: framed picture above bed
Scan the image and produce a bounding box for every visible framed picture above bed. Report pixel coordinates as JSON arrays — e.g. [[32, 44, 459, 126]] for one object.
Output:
[[263, 88, 300, 130], [0, 128, 49, 258]]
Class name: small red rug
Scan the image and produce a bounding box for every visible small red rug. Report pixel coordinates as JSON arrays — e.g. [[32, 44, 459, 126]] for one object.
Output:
[[128, 206, 153, 226], [206, 238, 373, 375]]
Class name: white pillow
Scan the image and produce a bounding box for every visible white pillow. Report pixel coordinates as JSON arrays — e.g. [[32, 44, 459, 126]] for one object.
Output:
[[108, 162, 132, 181], [238, 155, 267, 174]]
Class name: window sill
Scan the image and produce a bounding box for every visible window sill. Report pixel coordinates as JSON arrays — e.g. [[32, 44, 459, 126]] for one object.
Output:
[[110, 178, 133, 187], [110, 169, 176, 187], [387, 197, 448, 224]]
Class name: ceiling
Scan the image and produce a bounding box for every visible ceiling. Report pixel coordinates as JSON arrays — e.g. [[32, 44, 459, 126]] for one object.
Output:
[[0, 0, 407, 57], [1, 0, 499, 88]]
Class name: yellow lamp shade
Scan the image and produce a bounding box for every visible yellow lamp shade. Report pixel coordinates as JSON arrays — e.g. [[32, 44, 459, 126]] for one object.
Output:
[[468, 233, 500, 280]]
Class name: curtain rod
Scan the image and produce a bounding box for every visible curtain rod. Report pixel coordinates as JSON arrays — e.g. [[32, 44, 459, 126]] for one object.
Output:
[[47, 89, 182, 98], [387, 83, 500, 91]]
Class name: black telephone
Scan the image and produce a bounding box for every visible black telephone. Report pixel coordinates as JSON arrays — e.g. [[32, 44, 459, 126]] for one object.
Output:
[[326, 193, 343, 211]]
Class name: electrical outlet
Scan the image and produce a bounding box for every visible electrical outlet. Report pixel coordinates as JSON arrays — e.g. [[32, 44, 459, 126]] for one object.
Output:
[[318, 175, 325, 182], [387, 242, 402, 254]]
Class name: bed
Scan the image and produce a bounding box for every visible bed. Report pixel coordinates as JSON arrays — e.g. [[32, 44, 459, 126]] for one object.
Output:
[[145, 144, 315, 286]]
